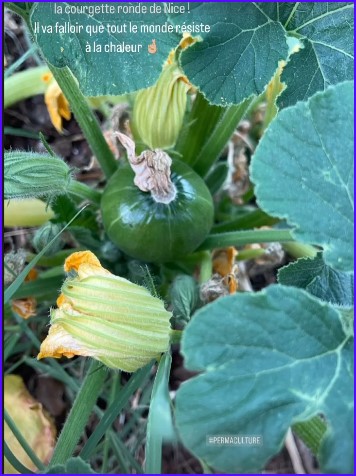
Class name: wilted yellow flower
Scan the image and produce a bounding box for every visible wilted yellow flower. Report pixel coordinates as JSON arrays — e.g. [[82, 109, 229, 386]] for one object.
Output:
[[12, 297, 37, 320], [4, 375, 56, 473], [38, 251, 172, 372], [11, 269, 38, 319], [43, 73, 71, 133], [213, 247, 238, 294]]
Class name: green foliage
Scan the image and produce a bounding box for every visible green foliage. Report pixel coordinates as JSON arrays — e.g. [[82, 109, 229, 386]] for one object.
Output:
[[30, 2, 179, 97], [170, 275, 199, 323], [279, 2, 354, 107], [278, 253, 354, 307], [169, 3, 288, 105], [44, 457, 96, 474], [4, 2, 353, 473], [251, 81, 354, 273], [176, 285, 353, 473], [146, 353, 174, 473]]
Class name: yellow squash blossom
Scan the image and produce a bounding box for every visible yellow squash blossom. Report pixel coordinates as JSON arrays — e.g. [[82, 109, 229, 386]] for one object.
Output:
[[38, 251, 172, 372], [42, 72, 71, 133]]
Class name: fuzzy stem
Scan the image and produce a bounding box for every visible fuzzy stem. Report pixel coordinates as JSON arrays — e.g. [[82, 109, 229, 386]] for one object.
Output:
[[170, 330, 183, 344], [199, 251, 213, 284], [198, 229, 294, 251], [46, 65, 117, 179], [68, 181, 101, 206], [282, 242, 318, 259], [194, 97, 256, 177]]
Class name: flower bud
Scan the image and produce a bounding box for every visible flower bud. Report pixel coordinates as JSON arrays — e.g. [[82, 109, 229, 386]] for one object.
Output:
[[133, 62, 191, 150], [38, 251, 172, 372], [32, 222, 64, 256], [4, 151, 72, 201]]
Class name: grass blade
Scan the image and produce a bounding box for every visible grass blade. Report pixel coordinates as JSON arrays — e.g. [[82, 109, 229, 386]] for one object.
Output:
[[80, 363, 153, 459], [145, 353, 173, 474]]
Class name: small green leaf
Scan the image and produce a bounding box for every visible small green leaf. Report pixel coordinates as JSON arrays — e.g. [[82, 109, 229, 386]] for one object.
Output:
[[278, 253, 354, 307], [4, 151, 72, 200], [30, 3, 179, 96], [176, 285, 353, 473], [170, 275, 199, 323], [44, 457, 96, 473], [169, 3, 289, 105], [251, 81, 354, 273], [279, 2, 354, 107]]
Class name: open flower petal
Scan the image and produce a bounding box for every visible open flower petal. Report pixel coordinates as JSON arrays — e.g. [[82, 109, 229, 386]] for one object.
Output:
[[38, 320, 94, 360]]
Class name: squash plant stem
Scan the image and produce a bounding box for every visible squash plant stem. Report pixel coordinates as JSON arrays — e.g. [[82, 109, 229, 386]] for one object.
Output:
[[46, 65, 118, 179], [198, 229, 295, 250], [10, 6, 118, 179]]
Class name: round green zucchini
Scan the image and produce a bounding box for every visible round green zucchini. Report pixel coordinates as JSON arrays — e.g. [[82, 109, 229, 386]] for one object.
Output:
[[101, 160, 214, 262]]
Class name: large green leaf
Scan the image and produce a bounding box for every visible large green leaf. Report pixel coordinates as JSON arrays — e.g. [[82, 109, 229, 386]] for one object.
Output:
[[251, 81, 354, 273], [278, 253, 354, 307], [30, 2, 179, 96], [168, 3, 289, 105], [176, 285, 353, 473], [279, 2, 354, 107]]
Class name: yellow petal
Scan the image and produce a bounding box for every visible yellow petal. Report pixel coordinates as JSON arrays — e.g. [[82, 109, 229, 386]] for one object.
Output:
[[64, 250, 104, 273], [57, 93, 71, 120], [37, 321, 94, 360], [41, 72, 53, 84], [213, 247, 238, 277], [44, 80, 71, 133]]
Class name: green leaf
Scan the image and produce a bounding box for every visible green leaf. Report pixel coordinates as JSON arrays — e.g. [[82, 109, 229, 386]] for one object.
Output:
[[176, 285, 353, 473], [278, 253, 354, 307], [251, 81, 354, 273], [145, 353, 174, 473], [170, 275, 199, 323], [279, 2, 354, 107], [44, 457, 96, 474], [169, 3, 289, 105], [30, 2, 179, 96]]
